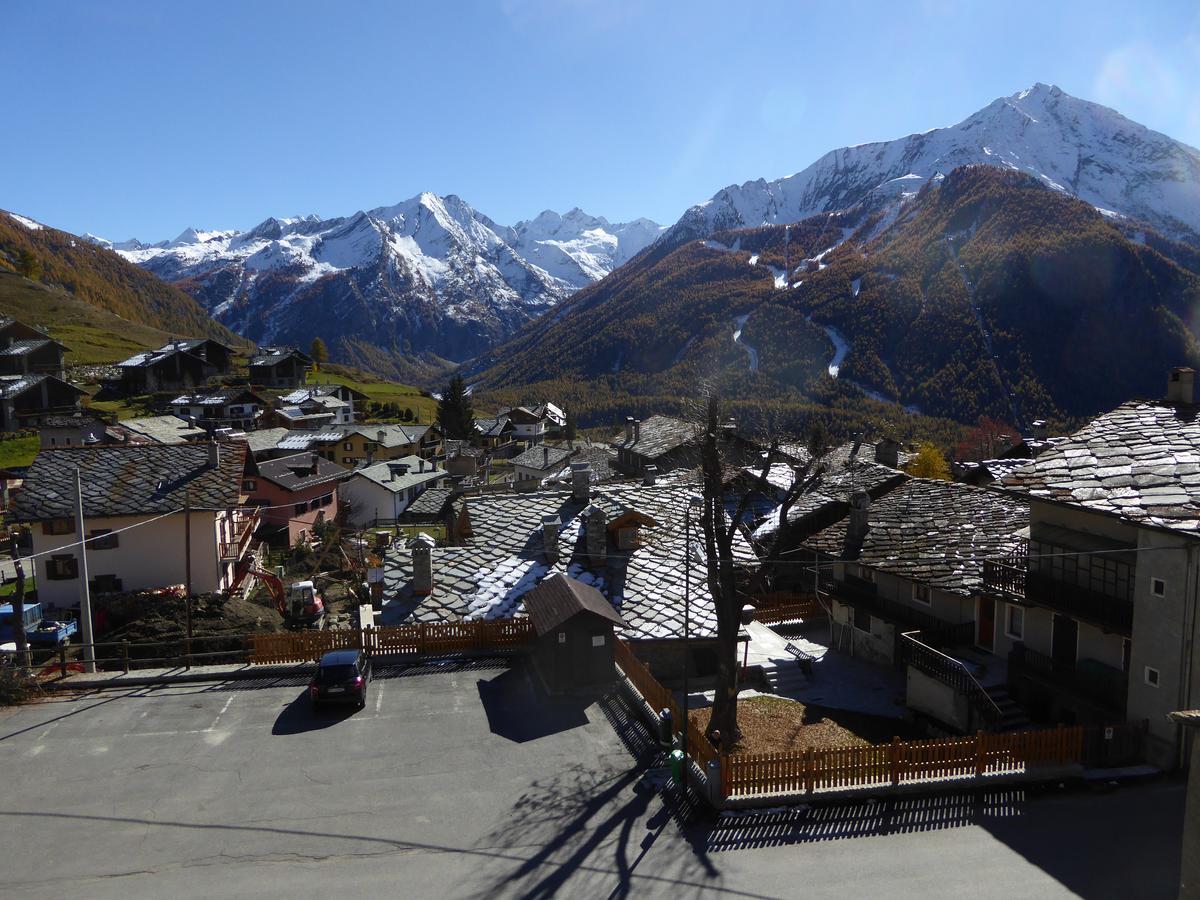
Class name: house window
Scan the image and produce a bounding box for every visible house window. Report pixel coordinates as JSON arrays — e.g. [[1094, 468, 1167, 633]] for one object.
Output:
[[309, 498, 321, 511], [343, 442, 353, 451], [1144, 666, 1160, 688], [294, 502, 308, 516], [912, 583, 931, 606], [859, 567, 876, 583], [49, 437, 56, 446], [321, 493, 333, 507], [88, 529, 118, 550], [1005, 604, 1024, 640], [242, 478, 257, 492], [45, 555, 78, 580], [42, 517, 75, 536], [1151, 577, 1166, 597], [343, 456, 353, 464], [853, 607, 871, 632]]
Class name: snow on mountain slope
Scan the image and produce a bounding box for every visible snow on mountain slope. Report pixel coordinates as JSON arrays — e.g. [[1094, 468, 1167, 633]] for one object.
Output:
[[666, 83, 1200, 244], [509, 208, 665, 288], [100, 193, 660, 363]]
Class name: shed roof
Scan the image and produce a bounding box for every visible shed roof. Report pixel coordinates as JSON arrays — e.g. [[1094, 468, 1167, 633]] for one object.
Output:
[[524, 573, 628, 635]]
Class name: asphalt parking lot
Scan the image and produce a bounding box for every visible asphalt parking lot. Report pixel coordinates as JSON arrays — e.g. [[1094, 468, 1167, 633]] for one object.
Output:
[[0, 658, 1186, 899]]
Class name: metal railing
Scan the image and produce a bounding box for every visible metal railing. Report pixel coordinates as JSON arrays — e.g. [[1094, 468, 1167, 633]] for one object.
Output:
[[830, 579, 976, 645], [983, 542, 1134, 635], [900, 630, 1004, 730]]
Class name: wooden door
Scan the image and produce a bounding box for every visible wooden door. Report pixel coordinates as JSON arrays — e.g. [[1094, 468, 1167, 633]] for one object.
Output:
[[977, 595, 995, 651], [1052, 614, 1078, 668]]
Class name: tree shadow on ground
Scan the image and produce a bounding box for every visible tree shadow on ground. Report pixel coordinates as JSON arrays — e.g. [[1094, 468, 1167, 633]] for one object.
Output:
[[469, 689, 729, 900]]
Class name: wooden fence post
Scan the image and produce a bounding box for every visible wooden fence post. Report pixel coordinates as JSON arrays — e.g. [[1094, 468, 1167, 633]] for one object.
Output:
[[804, 747, 814, 793], [58, 643, 67, 678], [122, 641, 130, 675], [975, 730, 986, 776], [890, 736, 901, 785], [1056, 724, 1065, 765]]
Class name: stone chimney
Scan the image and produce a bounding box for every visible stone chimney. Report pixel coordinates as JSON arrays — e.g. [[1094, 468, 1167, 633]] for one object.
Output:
[[633, 419, 641, 444], [849, 433, 863, 463], [585, 505, 607, 569], [843, 490, 871, 560], [208, 440, 220, 468], [309, 455, 319, 476], [411, 534, 434, 595], [571, 462, 591, 501], [542, 514, 560, 564], [875, 437, 900, 469], [625, 416, 635, 444], [1167, 367, 1196, 404], [642, 465, 658, 487], [376, 429, 386, 444]]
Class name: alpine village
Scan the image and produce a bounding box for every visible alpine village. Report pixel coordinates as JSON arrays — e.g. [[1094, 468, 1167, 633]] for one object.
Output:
[[4, 7, 1200, 897]]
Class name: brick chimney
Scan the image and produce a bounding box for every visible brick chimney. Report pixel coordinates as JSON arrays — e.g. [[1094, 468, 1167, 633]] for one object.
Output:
[[585, 505, 607, 569], [542, 514, 560, 564], [411, 534, 434, 595], [843, 490, 871, 560], [571, 462, 591, 501], [642, 465, 658, 487], [1167, 367, 1196, 404]]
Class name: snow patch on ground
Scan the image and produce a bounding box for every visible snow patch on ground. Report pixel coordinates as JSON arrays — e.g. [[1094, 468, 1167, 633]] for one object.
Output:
[[732, 314, 759, 372], [747, 253, 760, 266], [7, 213, 42, 231], [851, 277, 861, 297], [815, 321, 850, 377]]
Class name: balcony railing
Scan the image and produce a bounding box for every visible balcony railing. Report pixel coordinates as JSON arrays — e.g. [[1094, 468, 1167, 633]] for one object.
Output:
[[1009, 643, 1127, 714], [219, 513, 257, 561], [828, 579, 976, 646], [900, 630, 1003, 730], [983, 542, 1134, 636]]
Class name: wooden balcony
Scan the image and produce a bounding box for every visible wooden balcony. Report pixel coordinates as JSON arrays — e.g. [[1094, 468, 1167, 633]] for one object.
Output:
[[1009, 643, 1127, 715], [219, 513, 257, 561], [983, 541, 1134, 635]]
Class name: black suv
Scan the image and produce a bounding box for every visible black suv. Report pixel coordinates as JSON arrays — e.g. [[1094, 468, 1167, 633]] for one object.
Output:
[[309, 649, 372, 709]]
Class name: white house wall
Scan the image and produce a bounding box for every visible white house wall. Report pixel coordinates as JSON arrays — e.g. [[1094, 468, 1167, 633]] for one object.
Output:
[[31, 511, 230, 608]]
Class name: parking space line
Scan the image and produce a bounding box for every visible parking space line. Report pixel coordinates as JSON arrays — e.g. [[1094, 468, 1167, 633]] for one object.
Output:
[[374, 680, 384, 716], [206, 696, 235, 732]]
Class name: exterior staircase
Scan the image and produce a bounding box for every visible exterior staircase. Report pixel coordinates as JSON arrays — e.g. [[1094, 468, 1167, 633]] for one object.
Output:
[[984, 683, 1034, 732], [762, 661, 811, 696]]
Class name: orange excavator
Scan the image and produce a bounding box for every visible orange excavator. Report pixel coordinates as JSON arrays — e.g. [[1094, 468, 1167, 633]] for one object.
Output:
[[239, 564, 326, 630]]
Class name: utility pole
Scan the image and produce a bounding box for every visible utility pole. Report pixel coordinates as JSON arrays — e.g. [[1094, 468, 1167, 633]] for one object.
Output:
[[184, 490, 192, 670], [11, 559, 28, 672], [74, 468, 95, 674]]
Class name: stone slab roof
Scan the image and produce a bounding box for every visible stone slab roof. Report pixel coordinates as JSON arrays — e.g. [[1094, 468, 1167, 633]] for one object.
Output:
[[403, 486, 457, 519], [0, 374, 83, 399], [804, 478, 1030, 595], [611, 415, 698, 459], [13, 442, 248, 520], [1001, 401, 1200, 536], [511, 444, 574, 473], [350, 457, 446, 494], [751, 462, 909, 542], [381, 482, 757, 640], [118, 415, 207, 445], [255, 452, 349, 492], [249, 346, 312, 368], [243, 427, 290, 455], [0, 338, 62, 357]]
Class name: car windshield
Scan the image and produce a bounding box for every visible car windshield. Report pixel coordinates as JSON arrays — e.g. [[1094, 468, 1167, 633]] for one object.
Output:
[[316, 664, 357, 682]]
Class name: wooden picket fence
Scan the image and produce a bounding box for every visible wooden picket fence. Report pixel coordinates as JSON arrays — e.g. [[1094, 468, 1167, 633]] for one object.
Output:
[[248, 619, 535, 664], [724, 726, 1084, 798], [614, 637, 1088, 802], [751, 592, 826, 625], [614, 639, 719, 770]]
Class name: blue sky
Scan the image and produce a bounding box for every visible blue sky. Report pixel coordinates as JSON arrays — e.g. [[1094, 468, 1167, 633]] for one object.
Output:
[[5, 0, 1200, 240]]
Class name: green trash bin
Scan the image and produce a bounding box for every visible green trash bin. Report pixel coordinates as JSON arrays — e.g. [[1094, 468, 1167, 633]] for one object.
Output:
[[669, 749, 685, 784]]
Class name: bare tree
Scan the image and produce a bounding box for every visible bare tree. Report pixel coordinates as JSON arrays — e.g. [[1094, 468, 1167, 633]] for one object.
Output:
[[695, 395, 829, 752]]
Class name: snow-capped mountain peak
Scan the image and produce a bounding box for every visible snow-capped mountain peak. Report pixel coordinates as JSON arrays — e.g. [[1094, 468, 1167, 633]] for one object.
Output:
[[666, 83, 1200, 244], [100, 192, 661, 363]]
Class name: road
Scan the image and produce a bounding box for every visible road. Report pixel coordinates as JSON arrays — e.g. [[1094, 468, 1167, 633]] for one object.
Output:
[[0, 660, 1184, 898]]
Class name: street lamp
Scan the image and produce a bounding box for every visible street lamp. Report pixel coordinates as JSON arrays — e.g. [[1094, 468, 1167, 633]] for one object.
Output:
[[681, 492, 703, 781]]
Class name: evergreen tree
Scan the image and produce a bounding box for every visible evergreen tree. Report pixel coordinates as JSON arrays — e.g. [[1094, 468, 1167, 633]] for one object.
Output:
[[906, 442, 952, 480], [16, 249, 41, 281], [309, 337, 329, 369], [564, 407, 577, 442], [436, 374, 474, 440]]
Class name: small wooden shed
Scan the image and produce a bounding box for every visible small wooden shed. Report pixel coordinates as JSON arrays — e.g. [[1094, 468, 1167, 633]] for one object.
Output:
[[524, 573, 628, 693]]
